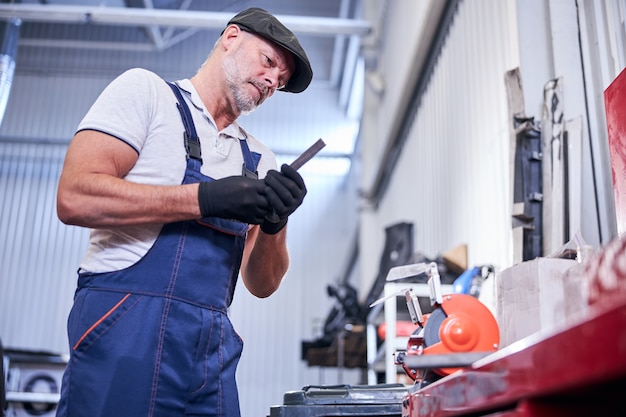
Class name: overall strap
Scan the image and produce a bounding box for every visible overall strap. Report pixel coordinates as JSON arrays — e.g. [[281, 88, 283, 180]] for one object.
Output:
[[167, 82, 202, 163], [167, 80, 261, 177], [239, 138, 259, 179]]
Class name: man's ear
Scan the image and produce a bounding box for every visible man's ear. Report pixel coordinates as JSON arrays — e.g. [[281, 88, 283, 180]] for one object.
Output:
[[220, 24, 242, 50]]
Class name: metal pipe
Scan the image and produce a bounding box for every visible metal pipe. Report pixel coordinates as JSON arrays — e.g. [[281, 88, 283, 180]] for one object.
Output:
[[0, 18, 20, 127], [0, 4, 371, 36]]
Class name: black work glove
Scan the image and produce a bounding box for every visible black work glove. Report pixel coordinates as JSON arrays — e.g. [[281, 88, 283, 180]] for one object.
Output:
[[198, 176, 270, 224], [261, 164, 307, 234]]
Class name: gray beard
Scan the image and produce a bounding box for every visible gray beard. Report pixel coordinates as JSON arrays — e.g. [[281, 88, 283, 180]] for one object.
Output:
[[222, 55, 258, 115]]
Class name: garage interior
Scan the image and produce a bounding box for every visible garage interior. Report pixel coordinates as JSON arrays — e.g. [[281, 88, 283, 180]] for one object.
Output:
[[1, 0, 626, 416]]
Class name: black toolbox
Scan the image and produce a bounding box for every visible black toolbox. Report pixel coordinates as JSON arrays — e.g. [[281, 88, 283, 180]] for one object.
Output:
[[267, 384, 407, 416]]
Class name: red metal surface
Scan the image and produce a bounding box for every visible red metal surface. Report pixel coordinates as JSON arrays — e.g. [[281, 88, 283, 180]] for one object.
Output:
[[404, 300, 626, 417], [604, 67, 626, 235]]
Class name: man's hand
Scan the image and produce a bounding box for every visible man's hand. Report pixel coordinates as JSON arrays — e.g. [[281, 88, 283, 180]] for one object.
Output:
[[261, 164, 307, 234], [198, 176, 270, 224]]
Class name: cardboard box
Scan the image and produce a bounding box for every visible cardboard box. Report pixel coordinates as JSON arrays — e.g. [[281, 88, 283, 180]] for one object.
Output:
[[496, 258, 578, 347]]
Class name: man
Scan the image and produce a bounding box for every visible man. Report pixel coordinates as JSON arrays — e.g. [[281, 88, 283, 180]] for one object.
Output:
[[55, 7, 312, 417]]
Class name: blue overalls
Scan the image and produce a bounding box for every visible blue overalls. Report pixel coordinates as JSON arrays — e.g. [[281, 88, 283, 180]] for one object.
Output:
[[56, 82, 261, 417]]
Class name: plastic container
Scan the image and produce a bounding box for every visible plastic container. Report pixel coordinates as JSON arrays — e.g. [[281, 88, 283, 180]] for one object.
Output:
[[267, 384, 407, 417]]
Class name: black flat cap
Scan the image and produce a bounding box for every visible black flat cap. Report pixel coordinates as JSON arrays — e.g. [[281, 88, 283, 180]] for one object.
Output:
[[226, 7, 313, 93]]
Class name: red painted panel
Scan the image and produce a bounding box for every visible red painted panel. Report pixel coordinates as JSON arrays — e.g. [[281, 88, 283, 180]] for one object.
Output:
[[604, 67, 626, 235]]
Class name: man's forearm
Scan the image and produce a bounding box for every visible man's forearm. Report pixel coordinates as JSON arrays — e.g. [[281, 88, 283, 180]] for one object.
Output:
[[241, 227, 290, 298], [58, 174, 201, 228]]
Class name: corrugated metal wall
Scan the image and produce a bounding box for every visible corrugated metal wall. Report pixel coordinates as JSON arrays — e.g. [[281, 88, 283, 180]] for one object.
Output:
[[395, 0, 518, 268], [0, 48, 124, 357], [0, 141, 88, 354], [359, 0, 520, 290]]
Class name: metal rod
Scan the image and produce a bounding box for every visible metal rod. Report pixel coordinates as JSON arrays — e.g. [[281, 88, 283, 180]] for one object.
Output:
[[290, 138, 326, 170], [0, 4, 371, 36]]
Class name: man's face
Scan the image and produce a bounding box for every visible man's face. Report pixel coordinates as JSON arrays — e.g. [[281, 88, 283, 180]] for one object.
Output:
[[222, 30, 295, 114]]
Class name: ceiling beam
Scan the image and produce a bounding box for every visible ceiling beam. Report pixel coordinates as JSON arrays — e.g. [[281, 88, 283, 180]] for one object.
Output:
[[127, 0, 166, 50], [0, 4, 371, 36]]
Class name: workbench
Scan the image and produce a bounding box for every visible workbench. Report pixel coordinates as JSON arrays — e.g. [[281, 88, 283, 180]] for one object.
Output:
[[403, 297, 626, 416]]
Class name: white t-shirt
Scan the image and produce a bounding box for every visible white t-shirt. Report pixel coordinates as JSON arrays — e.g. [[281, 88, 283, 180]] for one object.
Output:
[[77, 68, 277, 273]]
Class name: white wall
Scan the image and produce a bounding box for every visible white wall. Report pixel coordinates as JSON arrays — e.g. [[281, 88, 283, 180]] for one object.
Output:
[[359, 0, 520, 294]]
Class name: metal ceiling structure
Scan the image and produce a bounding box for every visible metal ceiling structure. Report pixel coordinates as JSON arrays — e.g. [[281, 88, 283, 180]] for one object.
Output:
[[0, 0, 371, 88], [0, 3, 370, 35], [0, 0, 373, 166]]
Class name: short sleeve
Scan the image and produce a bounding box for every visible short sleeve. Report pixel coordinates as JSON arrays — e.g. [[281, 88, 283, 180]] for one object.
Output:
[[77, 68, 162, 153]]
